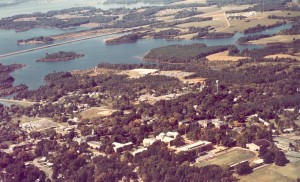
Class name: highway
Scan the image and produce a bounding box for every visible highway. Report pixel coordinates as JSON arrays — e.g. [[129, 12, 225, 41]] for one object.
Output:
[[0, 31, 123, 59]]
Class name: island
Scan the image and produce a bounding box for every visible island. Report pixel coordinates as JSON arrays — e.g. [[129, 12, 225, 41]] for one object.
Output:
[[105, 32, 146, 45], [17, 36, 54, 45], [36, 51, 85, 62]]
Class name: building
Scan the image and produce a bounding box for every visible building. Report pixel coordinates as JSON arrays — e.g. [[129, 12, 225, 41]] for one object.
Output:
[[247, 139, 271, 151], [143, 138, 157, 147], [247, 114, 270, 126], [197, 119, 227, 129], [73, 137, 86, 145], [131, 148, 147, 156], [155, 132, 179, 145], [112, 142, 133, 153], [176, 140, 213, 152], [252, 159, 265, 168], [283, 128, 294, 133], [87, 141, 103, 150], [246, 143, 260, 151]]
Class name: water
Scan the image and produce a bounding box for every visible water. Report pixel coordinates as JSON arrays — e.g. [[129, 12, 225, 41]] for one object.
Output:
[[0, 23, 293, 90], [0, 0, 162, 18], [0, 27, 89, 55]]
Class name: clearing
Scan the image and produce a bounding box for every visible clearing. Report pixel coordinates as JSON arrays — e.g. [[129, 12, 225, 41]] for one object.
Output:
[[119, 69, 159, 78]]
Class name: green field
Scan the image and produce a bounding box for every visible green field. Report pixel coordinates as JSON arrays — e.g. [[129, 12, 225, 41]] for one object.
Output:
[[195, 148, 256, 167], [238, 161, 300, 182]]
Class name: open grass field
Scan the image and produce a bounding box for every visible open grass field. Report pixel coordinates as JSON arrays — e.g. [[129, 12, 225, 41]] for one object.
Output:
[[238, 161, 300, 182], [195, 148, 256, 167], [206, 50, 249, 62], [80, 106, 117, 119], [265, 52, 300, 61], [0, 98, 36, 107], [14, 116, 43, 125], [250, 35, 300, 45]]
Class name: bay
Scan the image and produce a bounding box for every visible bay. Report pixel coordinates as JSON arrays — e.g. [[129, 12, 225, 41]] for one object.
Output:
[[0, 24, 292, 90]]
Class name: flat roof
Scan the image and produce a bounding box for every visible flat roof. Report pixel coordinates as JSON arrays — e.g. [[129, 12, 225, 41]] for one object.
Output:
[[177, 140, 212, 151]]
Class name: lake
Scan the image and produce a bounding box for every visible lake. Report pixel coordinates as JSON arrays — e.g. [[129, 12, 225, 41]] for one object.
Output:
[[0, 23, 292, 90]]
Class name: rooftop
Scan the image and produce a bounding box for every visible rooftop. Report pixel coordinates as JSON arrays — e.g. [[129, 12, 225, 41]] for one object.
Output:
[[177, 140, 212, 152]]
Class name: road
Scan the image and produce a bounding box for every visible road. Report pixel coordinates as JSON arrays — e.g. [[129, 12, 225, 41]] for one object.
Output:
[[30, 158, 53, 181]]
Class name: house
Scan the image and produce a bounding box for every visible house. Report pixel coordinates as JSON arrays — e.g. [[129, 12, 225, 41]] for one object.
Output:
[[87, 141, 103, 150], [176, 140, 213, 153], [112, 142, 133, 153], [143, 138, 157, 147]]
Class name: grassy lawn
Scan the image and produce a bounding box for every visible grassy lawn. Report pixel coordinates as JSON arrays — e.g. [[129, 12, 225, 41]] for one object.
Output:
[[238, 161, 300, 182], [195, 148, 256, 167]]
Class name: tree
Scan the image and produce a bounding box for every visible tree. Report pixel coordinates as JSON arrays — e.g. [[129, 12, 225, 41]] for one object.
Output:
[[262, 151, 274, 164], [235, 161, 252, 175], [274, 151, 288, 166]]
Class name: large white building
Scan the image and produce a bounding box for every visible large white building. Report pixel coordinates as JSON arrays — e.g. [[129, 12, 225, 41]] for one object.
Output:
[[143, 138, 157, 147], [176, 140, 212, 152], [112, 142, 133, 153], [87, 141, 103, 150]]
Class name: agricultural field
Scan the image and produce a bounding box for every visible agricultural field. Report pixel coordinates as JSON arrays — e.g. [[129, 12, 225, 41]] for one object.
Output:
[[250, 35, 300, 45], [221, 10, 294, 33], [206, 50, 249, 61], [238, 161, 300, 182], [195, 148, 256, 167]]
